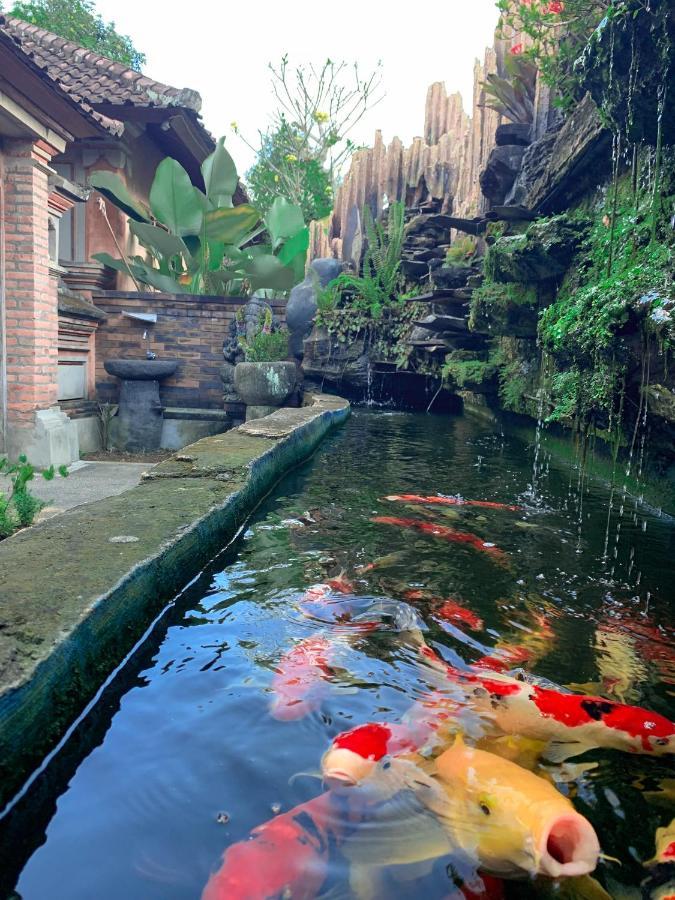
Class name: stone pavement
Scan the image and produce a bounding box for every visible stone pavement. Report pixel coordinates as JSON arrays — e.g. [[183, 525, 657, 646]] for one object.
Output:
[[1, 461, 150, 521]]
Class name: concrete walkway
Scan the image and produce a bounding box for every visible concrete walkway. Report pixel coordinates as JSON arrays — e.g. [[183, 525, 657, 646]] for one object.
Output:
[[2, 461, 150, 521]]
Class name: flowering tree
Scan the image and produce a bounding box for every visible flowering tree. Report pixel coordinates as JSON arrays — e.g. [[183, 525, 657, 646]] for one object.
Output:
[[239, 56, 384, 223], [497, 0, 614, 108]]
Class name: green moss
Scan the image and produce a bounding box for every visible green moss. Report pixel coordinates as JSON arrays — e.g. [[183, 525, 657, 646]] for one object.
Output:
[[483, 214, 589, 284], [539, 156, 675, 424], [470, 281, 539, 337], [442, 355, 497, 390]]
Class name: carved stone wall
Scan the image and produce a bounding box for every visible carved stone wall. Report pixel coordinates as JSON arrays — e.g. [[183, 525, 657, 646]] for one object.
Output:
[[310, 16, 553, 261]]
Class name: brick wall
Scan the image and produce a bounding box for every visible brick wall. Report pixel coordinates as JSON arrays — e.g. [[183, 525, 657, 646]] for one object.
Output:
[[3, 139, 59, 425], [94, 292, 287, 409]]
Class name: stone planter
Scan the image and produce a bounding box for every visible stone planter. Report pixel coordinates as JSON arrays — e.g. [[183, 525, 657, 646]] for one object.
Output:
[[234, 361, 297, 421]]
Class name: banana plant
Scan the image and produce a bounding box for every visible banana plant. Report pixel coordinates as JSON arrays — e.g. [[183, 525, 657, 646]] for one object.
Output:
[[90, 138, 309, 295]]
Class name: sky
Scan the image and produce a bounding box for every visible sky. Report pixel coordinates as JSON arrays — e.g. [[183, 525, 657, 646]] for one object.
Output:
[[94, 0, 501, 175]]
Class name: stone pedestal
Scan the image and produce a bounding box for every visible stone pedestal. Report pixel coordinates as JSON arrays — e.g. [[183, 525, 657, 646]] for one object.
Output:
[[114, 378, 163, 451], [8, 407, 80, 468], [104, 358, 179, 452]]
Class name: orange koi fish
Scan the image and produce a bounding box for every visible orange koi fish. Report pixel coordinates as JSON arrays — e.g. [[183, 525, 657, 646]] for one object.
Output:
[[269, 635, 336, 721], [435, 600, 484, 632], [202, 793, 343, 900], [385, 494, 521, 513], [372, 516, 508, 563], [473, 613, 554, 672]]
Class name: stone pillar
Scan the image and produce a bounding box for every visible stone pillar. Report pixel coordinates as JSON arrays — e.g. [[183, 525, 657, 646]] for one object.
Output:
[[3, 139, 78, 466]]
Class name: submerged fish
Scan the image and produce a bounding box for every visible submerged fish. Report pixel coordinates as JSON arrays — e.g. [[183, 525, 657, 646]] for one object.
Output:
[[642, 817, 675, 900], [435, 600, 484, 632], [371, 517, 508, 563], [269, 635, 336, 721], [428, 736, 601, 879], [202, 792, 344, 900], [473, 613, 555, 673], [385, 495, 522, 513]]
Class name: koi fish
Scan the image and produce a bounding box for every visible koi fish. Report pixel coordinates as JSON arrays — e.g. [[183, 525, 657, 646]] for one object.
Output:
[[269, 635, 336, 721], [371, 516, 508, 563], [322, 721, 423, 788], [435, 599, 484, 632], [202, 792, 343, 900], [325, 573, 355, 594], [427, 735, 601, 879], [384, 494, 522, 513], [473, 613, 555, 672], [642, 817, 675, 900], [426, 657, 675, 759]]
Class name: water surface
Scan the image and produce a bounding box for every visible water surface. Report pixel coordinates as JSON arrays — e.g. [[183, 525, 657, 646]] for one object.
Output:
[[4, 409, 675, 898]]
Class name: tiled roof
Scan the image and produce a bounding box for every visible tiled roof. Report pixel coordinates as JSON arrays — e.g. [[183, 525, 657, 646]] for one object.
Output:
[[1, 15, 203, 120]]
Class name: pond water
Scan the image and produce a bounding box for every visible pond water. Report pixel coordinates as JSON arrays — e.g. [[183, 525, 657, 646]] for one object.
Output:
[[3, 409, 675, 899]]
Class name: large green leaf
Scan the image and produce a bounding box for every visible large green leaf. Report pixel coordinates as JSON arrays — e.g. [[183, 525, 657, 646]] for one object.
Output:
[[149, 158, 205, 236], [130, 221, 190, 261], [202, 137, 238, 209], [242, 255, 297, 292], [130, 260, 188, 294], [89, 171, 149, 222], [204, 204, 260, 244], [93, 252, 143, 278], [277, 226, 309, 266], [265, 197, 306, 250], [93, 252, 186, 294]]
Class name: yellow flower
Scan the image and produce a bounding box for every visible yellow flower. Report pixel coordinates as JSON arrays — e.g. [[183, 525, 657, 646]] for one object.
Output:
[[285, 154, 298, 162], [230, 121, 239, 133], [313, 110, 330, 124], [274, 175, 280, 183]]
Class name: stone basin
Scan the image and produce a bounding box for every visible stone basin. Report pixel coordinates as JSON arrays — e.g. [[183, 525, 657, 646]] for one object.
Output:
[[104, 359, 180, 452], [104, 358, 179, 381]]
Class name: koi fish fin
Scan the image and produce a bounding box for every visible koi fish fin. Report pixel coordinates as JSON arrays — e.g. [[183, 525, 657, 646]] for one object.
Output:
[[540, 740, 595, 764]]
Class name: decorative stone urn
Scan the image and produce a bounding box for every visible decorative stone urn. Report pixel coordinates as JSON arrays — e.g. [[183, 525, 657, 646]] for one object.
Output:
[[234, 361, 297, 421], [104, 358, 179, 451]]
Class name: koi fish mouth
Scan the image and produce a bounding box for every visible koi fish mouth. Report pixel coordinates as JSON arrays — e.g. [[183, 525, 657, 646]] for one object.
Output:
[[323, 769, 358, 788], [539, 814, 600, 878]]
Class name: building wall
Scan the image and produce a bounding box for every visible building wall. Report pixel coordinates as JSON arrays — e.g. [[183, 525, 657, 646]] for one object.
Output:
[[3, 139, 58, 424], [94, 293, 288, 409]]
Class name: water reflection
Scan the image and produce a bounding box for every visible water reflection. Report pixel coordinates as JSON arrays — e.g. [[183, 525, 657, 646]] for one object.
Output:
[[3, 410, 674, 899]]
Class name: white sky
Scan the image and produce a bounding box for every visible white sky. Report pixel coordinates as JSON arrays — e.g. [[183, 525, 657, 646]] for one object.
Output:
[[94, 0, 500, 175]]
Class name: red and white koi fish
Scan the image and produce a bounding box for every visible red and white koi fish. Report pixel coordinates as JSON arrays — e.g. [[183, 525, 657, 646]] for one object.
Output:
[[371, 516, 509, 563], [385, 494, 522, 513], [269, 635, 336, 721], [202, 793, 343, 900], [435, 599, 484, 632], [424, 655, 675, 759]]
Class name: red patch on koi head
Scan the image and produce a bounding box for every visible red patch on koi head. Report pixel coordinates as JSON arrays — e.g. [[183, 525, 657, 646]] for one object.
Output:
[[333, 723, 394, 761], [663, 841, 675, 859]]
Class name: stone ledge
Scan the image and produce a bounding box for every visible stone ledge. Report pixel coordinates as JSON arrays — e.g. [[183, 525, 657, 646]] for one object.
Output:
[[0, 393, 350, 810]]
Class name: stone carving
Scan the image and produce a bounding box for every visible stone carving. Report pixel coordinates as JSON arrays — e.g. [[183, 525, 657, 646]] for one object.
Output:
[[286, 258, 343, 359]]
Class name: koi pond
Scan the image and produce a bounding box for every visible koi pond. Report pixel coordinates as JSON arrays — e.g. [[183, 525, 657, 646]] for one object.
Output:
[[3, 409, 675, 899]]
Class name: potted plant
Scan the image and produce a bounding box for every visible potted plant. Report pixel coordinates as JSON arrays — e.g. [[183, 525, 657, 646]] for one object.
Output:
[[234, 308, 297, 418]]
